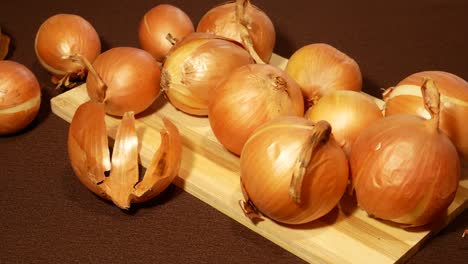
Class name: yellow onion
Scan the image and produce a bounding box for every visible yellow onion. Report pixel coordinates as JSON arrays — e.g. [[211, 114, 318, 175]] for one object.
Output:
[[0, 27, 11, 60], [350, 79, 460, 227], [34, 14, 101, 87], [383, 71, 468, 161], [196, 0, 275, 63], [84, 47, 161, 116], [305, 90, 383, 156], [240, 117, 349, 225], [161, 34, 253, 116], [68, 100, 182, 209], [285, 43, 362, 107], [208, 63, 304, 155], [138, 4, 194, 62], [0, 60, 41, 135]]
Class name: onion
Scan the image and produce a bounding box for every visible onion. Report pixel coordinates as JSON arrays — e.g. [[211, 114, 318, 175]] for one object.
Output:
[[68, 100, 182, 209], [34, 14, 101, 87], [285, 43, 362, 107], [208, 63, 304, 155], [305, 90, 383, 156], [138, 4, 194, 62], [0, 60, 41, 135], [350, 79, 460, 227], [161, 34, 253, 116], [196, 0, 275, 64], [240, 117, 349, 225], [0, 26, 11, 60], [83, 47, 161, 116], [383, 71, 468, 161]]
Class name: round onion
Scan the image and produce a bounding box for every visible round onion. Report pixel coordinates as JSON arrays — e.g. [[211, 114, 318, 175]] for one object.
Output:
[[161, 34, 253, 116], [285, 43, 362, 107], [383, 70, 468, 161], [34, 13, 101, 86], [350, 79, 460, 226], [138, 4, 194, 62], [240, 117, 349, 225], [0, 60, 41, 135], [305, 90, 383, 156], [85, 47, 161, 116], [196, 0, 275, 63], [208, 63, 304, 155]]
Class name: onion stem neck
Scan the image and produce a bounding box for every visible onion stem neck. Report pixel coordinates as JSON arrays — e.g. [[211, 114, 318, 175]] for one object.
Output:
[[235, 0, 265, 64], [67, 53, 107, 102], [421, 78, 440, 131]]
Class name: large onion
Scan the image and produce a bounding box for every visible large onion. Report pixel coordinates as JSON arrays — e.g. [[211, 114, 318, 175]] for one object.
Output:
[[208, 63, 304, 155], [0, 60, 41, 135], [34, 14, 101, 87], [196, 0, 275, 63], [383, 71, 468, 161], [350, 79, 460, 226], [240, 117, 349, 225]]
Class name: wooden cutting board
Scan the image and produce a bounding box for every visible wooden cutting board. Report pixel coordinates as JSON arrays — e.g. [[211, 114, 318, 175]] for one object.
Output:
[[50, 54, 468, 264]]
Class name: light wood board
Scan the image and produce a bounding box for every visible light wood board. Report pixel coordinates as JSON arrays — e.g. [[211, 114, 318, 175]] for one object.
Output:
[[50, 53, 468, 264]]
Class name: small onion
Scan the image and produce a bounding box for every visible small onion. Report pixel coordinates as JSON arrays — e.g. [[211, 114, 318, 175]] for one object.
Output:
[[85, 47, 161, 116], [0, 60, 41, 135], [285, 43, 362, 107], [208, 63, 304, 155], [383, 71, 468, 161], [0, 27, 11, 60], [196, 0, 275, 63], [34, 14, 101, 87], [305, 90, 383, 156], [161, 34, 253, 116], [138, 4, 194, 62], [240, 117, 349, 225], [350, 79, 460, 226]]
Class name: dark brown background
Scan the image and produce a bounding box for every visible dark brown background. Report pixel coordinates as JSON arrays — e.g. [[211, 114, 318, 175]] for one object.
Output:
[[1, 0, 467, 263]]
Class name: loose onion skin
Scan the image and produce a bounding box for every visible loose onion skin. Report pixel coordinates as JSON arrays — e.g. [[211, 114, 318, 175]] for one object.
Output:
[[208, 63, 304, 155], [305, 90, 383, 156], [383, 71, 468, 160], [285, 43, 362, 107], [138, 4, 194, 62], [350, 80, 460, 226], [34, 14, 101, 86], [240, 117, 349, 225], [0, 60, 41, 135], [197, 0, 275, 63], [86, 47, 161, 116]]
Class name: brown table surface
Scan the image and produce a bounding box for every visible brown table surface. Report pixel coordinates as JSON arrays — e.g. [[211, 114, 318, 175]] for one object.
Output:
[[1, 0, 467, 263]]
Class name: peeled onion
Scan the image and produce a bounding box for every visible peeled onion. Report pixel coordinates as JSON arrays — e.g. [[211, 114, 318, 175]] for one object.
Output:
[[34, 14, 101, 87], [285, 43, 362, 107], [240, 117, 349, 225], [138, 4, 194, 62], [305, 90, 383, 156], [0, 60, 41, 135], [208, 63, 304, 155], [196, 0, 275, 63], [350, 79, 460, 226], [383, 71, 468, 160]]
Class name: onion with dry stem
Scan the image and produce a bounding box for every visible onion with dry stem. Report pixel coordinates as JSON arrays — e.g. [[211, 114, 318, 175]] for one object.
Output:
[[68, 100, 182, 209], [350, 79, 460, 226]]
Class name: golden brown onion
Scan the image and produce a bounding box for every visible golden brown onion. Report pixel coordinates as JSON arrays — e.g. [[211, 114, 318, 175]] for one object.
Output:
[[0, 27, 11, 60], [383, 71, 468, 161], [350, 79, 460, 226], [208, 63, 304, 155], [0, 60, 41, 135]]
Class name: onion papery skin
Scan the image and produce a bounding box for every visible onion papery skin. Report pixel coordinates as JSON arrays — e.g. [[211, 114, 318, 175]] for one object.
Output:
[[138, 4, 194, 62], [34, 13, 101, 80], [0, 60, 41, 135], [196, 1, 275, 63], [305, 90, 383, 156], [240, 116, 349, 225], [285, 43, 362, 107], [383, 71, 468, 161], [208, 63, 304, 155], [350, 115, 460, 226], [161, 35, 254, 116], [86, 47, 161, 116]]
